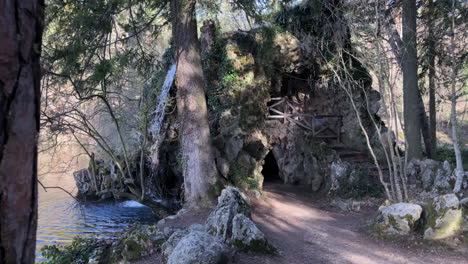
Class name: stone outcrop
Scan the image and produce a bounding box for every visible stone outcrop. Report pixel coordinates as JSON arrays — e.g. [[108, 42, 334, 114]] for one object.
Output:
[[231, 214, 274, 253], [161, 187, 273, 263], [424, 194, 463, 240], [205, 187, 273, 253], [374, 203, 423, 235], [406, 159, 457, 192], [73, 168, 95, 198]]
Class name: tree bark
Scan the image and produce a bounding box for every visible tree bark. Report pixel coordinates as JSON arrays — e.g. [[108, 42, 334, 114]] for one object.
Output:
[[0, 0, 44, 263], [171, 0, 220, 207], [385, 5, 432, 158], [418, 92, 433, 158], [449, 0, 464, 193], [426, 0, 437, 159], [402, 0, 423, 159]]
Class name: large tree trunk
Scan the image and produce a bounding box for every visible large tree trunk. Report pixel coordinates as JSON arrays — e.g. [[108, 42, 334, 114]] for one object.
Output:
[[171, 0, 220, 207], [426, 0, 437, 159], [385, 6, 432, 158], [402, 0, 423, 159], [0, 0, 44, 263]]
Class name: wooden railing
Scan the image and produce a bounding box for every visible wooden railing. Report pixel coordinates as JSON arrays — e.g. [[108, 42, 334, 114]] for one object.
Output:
[[268, 97, 342, 142]]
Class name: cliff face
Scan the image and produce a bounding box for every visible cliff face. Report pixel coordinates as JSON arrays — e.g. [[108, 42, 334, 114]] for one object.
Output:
[[196, 16, 383, 193]]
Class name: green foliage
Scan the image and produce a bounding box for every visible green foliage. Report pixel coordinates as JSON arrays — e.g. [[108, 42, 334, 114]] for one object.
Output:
[[228, 163, 262, 191], [41, 237, 101, 264], [44, 0, 169, 95]]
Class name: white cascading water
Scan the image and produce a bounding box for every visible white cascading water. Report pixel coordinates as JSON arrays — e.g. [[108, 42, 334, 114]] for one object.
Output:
[[149, 63, 177, 164]]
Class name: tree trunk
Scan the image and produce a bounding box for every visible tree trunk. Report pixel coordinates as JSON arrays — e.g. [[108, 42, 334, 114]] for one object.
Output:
[[427, 0, 437, 159], [0, 0, 44, 263], [402, 0, 423, 159], [449, 0, 464, 193], [417, 92, 433, 158], [171, 0, 220, 207]]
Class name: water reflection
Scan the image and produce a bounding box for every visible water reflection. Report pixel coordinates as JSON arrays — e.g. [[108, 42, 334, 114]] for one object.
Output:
[[36, 187, 158, 261]]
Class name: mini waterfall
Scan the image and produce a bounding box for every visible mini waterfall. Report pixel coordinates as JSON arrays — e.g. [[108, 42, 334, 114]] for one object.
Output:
[[149, 63, 177, 164]]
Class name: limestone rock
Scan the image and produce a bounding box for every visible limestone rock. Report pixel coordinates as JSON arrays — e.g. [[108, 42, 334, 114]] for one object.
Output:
[[225, 137, 244, 162], [374, 203, 423, 235], [206, 187, 274, 253], [167, 231, 229, 264], [112, 225, 165, 262], [330, 199, 362, 212], [161, 229, 190, 260], [433, 161, 455, 192], [329, 161, 351, 192], [231, 214, 273, 253], [424, 194, 463, 240], [216, 157, 230, 178], [215, 187, 251, 216], [206, 187, 251, 240], [406, 159, 456, 192], [73, 168, 94, 197]]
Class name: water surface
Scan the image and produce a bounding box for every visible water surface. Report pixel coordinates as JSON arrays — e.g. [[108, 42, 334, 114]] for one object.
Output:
[[36, 179, 158, 261]]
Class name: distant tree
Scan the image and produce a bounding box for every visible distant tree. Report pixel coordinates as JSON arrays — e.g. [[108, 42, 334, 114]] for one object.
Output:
[[402, 0, 423, 159], [421, 0, 437, 158], [0, 0, 44, 263]]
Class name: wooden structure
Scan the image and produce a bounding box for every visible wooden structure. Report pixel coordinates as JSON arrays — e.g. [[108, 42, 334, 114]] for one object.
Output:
[[268, 97, 342, 142]]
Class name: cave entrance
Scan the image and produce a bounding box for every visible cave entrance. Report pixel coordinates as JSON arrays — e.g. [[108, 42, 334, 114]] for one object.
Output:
[[262, 151, 281, 182]]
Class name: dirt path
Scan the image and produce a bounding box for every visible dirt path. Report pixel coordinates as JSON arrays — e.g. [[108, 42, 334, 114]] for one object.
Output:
[[234, 183, 467, 264], [136, 183, 467, 264]]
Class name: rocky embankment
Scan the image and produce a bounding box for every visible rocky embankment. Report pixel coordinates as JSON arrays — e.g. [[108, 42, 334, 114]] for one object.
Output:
[[43, 187, 274, 264]]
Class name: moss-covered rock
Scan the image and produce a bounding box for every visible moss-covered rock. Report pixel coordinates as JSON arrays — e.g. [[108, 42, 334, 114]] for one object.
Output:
[[373, 203, 423, 236], [110, 224, 165, 262], [424, 194, 463, 240], [231, 214, 276, 253], [161, 227, 199, 261], [167, 231, 229, 264]]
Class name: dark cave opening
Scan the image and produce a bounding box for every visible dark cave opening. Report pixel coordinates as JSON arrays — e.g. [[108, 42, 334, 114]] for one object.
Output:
[[262, 151, 281, 182]]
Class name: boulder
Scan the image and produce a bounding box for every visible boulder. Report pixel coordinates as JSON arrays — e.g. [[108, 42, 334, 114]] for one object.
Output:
[[167, 231, 229, 264], [424, 194, 463, 240], [110, 225, 165, 262], [206, 187, 274, 253], [206, 187, 251, 240], [374, 203, 423, 235], [231, 214, 274, 253], [161, 224, 208, 260], [161, 229, 190, 260]]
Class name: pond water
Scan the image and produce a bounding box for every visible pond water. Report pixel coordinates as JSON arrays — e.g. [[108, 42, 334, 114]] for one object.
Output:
[[36, 176, 158, 262]]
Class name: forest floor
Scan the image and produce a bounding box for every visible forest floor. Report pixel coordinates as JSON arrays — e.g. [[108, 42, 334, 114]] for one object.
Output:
[[135, 182, 468, 264]]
